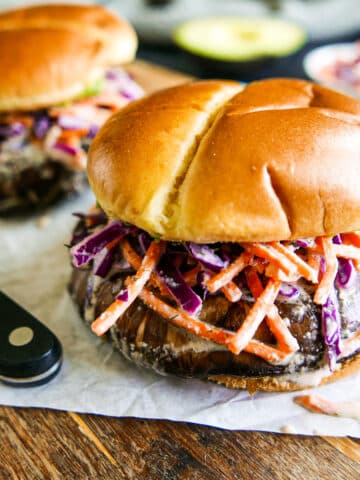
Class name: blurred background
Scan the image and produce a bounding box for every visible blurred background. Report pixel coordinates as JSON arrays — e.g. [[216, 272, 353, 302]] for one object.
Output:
[[1, 0, 360, 84]]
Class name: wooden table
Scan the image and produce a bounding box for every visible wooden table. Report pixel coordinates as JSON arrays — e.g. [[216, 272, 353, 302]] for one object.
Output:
[[1, 61, 359, 480]]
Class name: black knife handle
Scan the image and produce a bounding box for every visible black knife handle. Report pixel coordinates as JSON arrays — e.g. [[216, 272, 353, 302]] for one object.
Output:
[[0, 291, 62, 387]]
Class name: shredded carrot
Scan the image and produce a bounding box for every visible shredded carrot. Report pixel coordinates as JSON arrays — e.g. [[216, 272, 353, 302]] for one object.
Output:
[[342, 232, 360, 247], [121, 238, 141, 269], [57, 128, 89, 139], [50, 104, 111, 127], [245, 268, 264, 298], [244, 339, 291, 364], [307, 252, 321, 282], [3, 114, 33, 127], [308, 239, 360, 262], [139, 287, 231, 345], [172, 254, 184, 270], [245, 269, 299, 353], [221, 282, 242, 302], [266, 308, 299, 353], [338, 331, 360, 360], [255, 262, 266, 274], [205, 252, 252, 293], [341, 236, 360, 269], [295, 394, 360, 421], [333, 244, 360, 261], [183, 265, 202, 286], [244, 243, 297, 276], [294, 394, 339, 416], [228, 279, 282, 354], [344, 239, 360, 270], [121, 238, 168, 296], [91, 241, 165, 336], [265, 263, 301, 282], [314, 237, 338, 305], [140, 287, 291, 364], [84, 207, 103, 227], [353, 259, 360, 272], [104, 237, 121, 252], [81, 91, 129, 110], [270, 242, 318, 283]]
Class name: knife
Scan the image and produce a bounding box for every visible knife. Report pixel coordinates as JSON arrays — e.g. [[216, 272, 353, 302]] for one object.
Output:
[[0, 291, 62, 387]]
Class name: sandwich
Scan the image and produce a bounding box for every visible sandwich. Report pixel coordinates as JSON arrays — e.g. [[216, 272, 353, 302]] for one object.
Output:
[[69, 78, 360, 392], [0, 3, 142, 212]]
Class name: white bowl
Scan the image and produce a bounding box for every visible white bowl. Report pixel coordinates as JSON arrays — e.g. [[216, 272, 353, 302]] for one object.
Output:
[[303, 42, 360, 98]]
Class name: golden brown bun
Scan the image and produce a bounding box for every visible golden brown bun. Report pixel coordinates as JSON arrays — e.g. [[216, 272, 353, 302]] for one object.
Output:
[[208, 354, 360, 393], [0, 4, 137, 111], [88, 80, 243, 234], [89, 78, 360, 243]]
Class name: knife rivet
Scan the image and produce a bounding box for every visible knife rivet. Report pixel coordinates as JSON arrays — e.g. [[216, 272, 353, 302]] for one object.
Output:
[[8, 326, 34, 347]]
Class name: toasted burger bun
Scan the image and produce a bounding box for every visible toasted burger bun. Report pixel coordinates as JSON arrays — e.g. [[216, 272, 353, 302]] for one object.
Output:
[[0, 4, 137, 111], [89, 78, 360, 243], [208, 355, 360, 393]]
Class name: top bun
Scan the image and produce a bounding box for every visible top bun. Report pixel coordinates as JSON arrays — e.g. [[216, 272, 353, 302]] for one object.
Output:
[[0, 4, 137, 111], [88, 78, 360, 243]]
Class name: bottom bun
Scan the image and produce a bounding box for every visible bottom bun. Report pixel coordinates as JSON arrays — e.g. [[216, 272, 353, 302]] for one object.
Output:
[[208, 354, 360, 393]]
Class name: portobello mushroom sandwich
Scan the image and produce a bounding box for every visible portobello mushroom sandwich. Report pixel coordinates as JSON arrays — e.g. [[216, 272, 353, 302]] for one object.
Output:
[[0, 3, 142, 212], [69, 78, 360, 392]]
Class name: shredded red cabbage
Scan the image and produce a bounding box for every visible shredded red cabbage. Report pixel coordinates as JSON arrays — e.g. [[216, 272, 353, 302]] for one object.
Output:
[[71, 221, 129, 267], [332, 234, 342, 245], [58, 115, 86, 130], [322, 289, 342, 371], [278, 283, 300, 299], [138, 231, 152, 254], [0, 122, 25, 138], [187, 243, 228, 271], [117, 289, 129, 301], [53, 142, 79, 156], [295, 238, 315, 248], [85, 276, 95, 311], [336, 258, 356, 289], [105, 70, 120, 81], [120, 90, 136, 101], [93, 244, 117, 278], [88, 125, 99, 138], [33, 116, 51, 139], [157, 257, 202, 315]]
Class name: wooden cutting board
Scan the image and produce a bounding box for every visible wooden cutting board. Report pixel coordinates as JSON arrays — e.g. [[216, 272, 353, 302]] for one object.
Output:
[[0, 60, 359, 480]]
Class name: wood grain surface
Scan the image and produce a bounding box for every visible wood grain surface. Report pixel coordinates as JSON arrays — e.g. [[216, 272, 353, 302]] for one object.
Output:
[[125, 59, 193, 93], [0, 60, 359, 480], [0, 407, 359, 479]]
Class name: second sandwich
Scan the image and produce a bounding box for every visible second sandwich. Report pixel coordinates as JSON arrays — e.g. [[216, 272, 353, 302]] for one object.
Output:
[[0, 3, 142, 212]]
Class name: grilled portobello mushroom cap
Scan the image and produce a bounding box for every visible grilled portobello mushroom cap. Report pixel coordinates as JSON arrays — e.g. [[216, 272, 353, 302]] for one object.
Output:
[[0, 156, 86, 212]]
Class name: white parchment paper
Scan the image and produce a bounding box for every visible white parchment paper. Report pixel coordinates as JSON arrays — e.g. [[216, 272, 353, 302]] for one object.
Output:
[[0, 191, 359, 437]]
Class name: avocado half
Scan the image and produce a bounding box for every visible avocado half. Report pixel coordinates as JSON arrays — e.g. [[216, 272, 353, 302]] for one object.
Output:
[[173, 17, 307, 75]]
